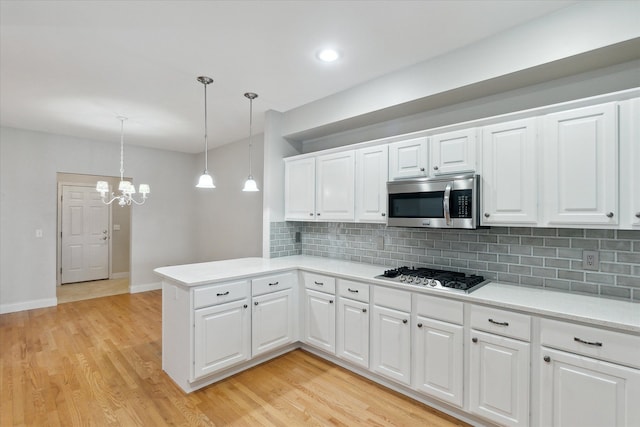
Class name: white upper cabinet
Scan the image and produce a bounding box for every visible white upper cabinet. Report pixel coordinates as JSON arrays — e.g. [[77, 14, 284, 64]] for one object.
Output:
[[284, 151, 355, 222], [430, 128, 477, 175], [542, 103, 618, 227], [316, 151, 355, 221], [481, 118, 539, 225], [388, 137, 429, 180], [284, 157, 316, 220], [619, 98, 640, 228], [355, 145, 388, 222]]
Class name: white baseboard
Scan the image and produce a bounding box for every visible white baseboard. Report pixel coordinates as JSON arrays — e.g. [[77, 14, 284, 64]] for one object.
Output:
[[130, 281, 161, 293], [111, 272, 130, 280], [0, 297, 58, 314]]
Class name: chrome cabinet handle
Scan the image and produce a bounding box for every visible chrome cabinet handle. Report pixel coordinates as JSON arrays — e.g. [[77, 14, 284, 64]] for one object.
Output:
[[484, 213, 490, 218], [402, 319, 408, 324], [472, 337, 478, 343], [216, 291, 229, 296], [362, 308, 367, 313], [606, 212, 614, 218], [488, 318, 509, 326], [543, 356, 551, 363], [314, 281, 324, 286], [268, 282, 279, 286], [254, 301, 259, 306], [417, 323, 423, 328], [243, 304, 248, 309], [347, 288, 359, 293], [574, 337, 602, 347]]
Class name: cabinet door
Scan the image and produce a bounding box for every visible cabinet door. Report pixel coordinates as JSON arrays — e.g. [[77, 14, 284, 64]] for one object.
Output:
[[469, 330, 530, 427], [413, 316, 463, 407], [430, 128, 476, 175], [482, 118, 538, 225], [540, 347, 640, 427], [193, 299, 250, 380], [336, 297, 369, 368], [316, 151, 355, 221], [304, 289, 336, 354], [388, 137, 429, 180], [284, 157, 316, 221], [542, 103, 618, 226], [371, 305, 411, 385], [252, 289, 294, 357], [355, 145, 388, 223], [619, 98, 640, 228]]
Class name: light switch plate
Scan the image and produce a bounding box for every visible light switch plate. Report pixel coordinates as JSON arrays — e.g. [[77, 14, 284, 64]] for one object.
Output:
[[582, 250, 599, 271]]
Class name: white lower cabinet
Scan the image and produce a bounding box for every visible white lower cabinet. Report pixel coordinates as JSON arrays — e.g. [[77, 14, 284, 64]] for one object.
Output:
[[336, 297, 369, 368], [414, 316, 463, 407], [252, 288, 294, 357], [469, 330, 530, 427], [371, 288, 412, 386], [539, 347, 640, 427], [193, 298, 251, 380], [304, 288, 336, 353]]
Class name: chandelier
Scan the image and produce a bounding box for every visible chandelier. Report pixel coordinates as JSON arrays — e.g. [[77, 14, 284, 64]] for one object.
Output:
[[96, 117, 150, 206]]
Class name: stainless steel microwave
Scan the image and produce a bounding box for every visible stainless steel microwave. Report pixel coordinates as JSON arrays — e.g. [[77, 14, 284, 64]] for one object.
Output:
[[387, 174, 479, 229]]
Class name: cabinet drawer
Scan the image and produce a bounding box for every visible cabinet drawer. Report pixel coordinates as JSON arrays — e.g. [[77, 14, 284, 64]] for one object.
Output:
[[414, 294, 463, 325], [540, 318, 640, 369], [304, 272, 336, 294], [252, 272, 295, 296], [373, 286, 411, 312], [337, 279, 370, 303], [469, 304, 531, 341], [193, 280, 249, 309]]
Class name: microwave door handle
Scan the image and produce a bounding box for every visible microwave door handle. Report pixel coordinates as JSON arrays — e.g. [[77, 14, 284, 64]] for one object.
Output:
[[444, 182, 452, 226]]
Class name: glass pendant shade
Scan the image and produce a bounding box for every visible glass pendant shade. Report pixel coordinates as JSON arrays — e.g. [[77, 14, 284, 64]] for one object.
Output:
[[196, 172, 215, 188], [242, 176, 258, 192]]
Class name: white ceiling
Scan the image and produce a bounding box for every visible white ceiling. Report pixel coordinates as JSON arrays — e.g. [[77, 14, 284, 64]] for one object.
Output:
[[0, 0, 576, 154]]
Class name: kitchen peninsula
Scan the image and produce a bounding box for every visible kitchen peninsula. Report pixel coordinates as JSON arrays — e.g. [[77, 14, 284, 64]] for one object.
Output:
[[155, 255, 640, 427]]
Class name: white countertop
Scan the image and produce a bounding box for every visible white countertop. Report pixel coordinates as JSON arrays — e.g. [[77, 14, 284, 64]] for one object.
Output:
[[155, 255, 640, 334]]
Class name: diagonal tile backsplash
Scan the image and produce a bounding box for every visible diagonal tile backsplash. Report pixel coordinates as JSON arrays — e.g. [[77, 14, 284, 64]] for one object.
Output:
[[270, 221, 640, 302]]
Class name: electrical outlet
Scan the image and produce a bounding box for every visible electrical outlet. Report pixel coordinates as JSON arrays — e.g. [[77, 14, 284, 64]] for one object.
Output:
[[582, 250, 599, 271]]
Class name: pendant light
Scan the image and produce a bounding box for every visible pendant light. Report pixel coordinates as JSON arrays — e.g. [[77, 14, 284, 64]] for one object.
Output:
[[242, 92, 259, 192], [96, 117, 150, 206], [196, 76, 215, 188]]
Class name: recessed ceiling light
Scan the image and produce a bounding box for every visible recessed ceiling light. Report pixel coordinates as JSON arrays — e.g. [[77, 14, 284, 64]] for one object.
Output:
[[317, 48, 340, 62]]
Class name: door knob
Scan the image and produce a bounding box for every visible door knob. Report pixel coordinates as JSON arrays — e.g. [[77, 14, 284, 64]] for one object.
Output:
[[484, 213, 490, 218], [606, 212, 614, 218], [472, 337, 478, 343], [402, 319, 408, 324], [102, 236, 108, 240], [635, 212, 640, 218], [433, 165, 439, 171], [543, 356, 551, 363]]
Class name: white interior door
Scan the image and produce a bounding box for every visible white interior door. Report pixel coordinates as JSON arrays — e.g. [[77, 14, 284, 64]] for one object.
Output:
[[61, 185, 109, 284]]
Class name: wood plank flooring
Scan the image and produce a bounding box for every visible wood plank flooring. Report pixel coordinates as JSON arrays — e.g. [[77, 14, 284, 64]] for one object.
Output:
[[0, 291, 470, 426]]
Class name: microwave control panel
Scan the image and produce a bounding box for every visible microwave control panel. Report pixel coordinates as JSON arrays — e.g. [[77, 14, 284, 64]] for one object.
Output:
[[452, 190, 472, 218]]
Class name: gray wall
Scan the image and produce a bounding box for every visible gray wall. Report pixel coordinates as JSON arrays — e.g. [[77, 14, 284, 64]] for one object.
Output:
[[194, 135, 264, 262], [270, 222, 640, 302], [0, 126, 198, 312]]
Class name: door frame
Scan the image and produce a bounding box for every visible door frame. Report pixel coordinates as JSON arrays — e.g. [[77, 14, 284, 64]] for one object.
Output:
[[57, 181, 113, 286]]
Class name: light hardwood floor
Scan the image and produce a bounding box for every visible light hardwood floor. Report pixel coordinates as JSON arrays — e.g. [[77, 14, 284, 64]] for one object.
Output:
[[0, 291, 470, 426]]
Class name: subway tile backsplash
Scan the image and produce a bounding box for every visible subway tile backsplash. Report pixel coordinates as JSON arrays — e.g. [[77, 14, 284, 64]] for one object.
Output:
[[270, 221, 640, 302]]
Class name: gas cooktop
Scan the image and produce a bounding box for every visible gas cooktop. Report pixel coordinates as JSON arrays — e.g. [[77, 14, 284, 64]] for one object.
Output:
[[375, 266, 487, 293]]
